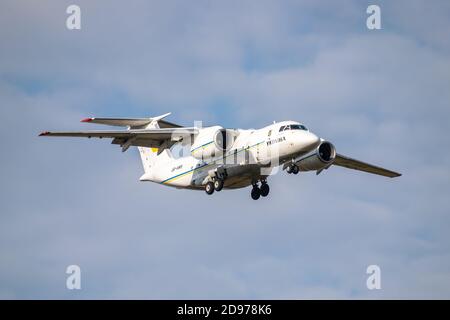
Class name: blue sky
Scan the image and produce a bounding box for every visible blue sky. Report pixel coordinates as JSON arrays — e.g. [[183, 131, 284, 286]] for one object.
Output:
[[1, 0, 450, 298]]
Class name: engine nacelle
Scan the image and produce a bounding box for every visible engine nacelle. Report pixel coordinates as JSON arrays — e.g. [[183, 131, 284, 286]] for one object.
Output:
[[190, 126, 238, 160], [296, 141, 336, 171]]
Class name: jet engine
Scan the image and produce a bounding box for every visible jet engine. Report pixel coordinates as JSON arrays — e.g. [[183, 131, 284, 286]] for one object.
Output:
[[296, 141, 336, 171], [190, 126, 238, 160]]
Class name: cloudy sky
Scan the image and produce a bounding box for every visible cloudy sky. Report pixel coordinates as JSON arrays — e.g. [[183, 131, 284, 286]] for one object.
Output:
[[1, 0, 450, 299]]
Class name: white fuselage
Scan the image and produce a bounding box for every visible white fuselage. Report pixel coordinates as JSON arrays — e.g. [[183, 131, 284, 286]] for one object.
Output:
[[140, 121, 320, 189]]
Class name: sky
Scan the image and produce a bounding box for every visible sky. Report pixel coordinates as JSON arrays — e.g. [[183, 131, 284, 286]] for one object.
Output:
[[1, 0, 450, 299]]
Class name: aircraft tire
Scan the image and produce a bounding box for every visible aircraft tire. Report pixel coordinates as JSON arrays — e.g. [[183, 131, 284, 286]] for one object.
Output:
[[286, 165, 293, 174], [205, 182, 215, 195], [292, 165, 299, 174], [251, 187, 261, 200], [260, 183, 270, 197], [214, 179, 224, 191]]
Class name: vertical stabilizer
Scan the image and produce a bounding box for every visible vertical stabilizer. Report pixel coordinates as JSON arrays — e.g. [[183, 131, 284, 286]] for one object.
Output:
[[137, 115, 173, 176]]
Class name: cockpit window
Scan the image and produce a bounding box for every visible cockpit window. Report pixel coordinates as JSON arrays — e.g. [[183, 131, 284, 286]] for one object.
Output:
[[280, 124, 308, 131], [290, 124, 308, 130]]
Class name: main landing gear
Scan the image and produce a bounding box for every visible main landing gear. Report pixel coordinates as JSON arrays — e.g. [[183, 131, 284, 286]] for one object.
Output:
[[205, 178, 224, 195], [214, 179, 224, 191], [286, 164, 299, 175], [204, 178, 270, 200], [251, 180, 270, 200], [205, 181, 215, 195]]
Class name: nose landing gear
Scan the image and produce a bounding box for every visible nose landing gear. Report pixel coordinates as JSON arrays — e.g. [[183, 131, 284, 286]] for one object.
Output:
[[287, 164, 299, 175]]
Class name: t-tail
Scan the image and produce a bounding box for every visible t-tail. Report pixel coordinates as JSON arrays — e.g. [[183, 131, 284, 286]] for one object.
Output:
[[78, 112, 177, 180]]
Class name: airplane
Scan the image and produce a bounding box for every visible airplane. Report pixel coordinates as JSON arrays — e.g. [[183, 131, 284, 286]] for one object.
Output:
[[39, 112, 401, 200]]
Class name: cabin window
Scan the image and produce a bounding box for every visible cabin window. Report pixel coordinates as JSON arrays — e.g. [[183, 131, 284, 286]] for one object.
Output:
[[279, 126, 285, 132]]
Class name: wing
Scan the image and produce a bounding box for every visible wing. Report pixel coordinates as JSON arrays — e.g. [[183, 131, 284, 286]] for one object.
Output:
[[39, 127, 198, 152], [80, 117, 182, 128], [333, 153, 401, 178]]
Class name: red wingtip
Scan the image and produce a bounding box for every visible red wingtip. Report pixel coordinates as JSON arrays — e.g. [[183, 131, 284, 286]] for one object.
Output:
[[39, 131, 50, 136], [81, 118, 93, 122]]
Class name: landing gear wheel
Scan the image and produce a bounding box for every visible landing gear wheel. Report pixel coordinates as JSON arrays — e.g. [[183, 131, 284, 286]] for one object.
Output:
[[251, 187, 261, 200], [286, 165, 293, 174], [260, 183, 270, 197], [205, 182, 215, 195], [214, 179, 224, 191], [292, 165, 299, 175]]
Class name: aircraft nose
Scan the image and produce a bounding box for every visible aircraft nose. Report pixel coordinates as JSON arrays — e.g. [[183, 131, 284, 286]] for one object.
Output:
[[306, 132, 320, 146], [301, 131, 320, 150]]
